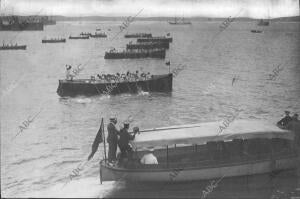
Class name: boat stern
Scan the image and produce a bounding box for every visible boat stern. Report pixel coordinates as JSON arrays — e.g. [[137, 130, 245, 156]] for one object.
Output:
[[100, 160, 125, 182]]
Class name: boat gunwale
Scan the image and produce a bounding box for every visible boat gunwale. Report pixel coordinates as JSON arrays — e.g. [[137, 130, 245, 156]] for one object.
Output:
[[100, 152, 298, 173]]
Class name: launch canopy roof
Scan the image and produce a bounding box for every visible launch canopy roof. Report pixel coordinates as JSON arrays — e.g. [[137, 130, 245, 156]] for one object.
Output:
[[130, 120, 294, 150]]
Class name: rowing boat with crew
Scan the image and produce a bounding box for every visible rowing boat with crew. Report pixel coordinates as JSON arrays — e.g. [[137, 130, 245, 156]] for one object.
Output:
[[57, 73, 173, 97]]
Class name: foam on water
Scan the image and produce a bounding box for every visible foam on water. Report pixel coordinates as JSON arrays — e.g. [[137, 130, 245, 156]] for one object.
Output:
[[18, 177, 115, 198]]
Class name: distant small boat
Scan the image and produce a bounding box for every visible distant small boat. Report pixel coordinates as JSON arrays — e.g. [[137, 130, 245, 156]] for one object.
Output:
[[124, 33, 152, 38], [42, 38, 66, 43], [137, 37, 172, 43], [80, 32, 92, 36], [257, 19, 269, 26], [104, 49, 166, 59], [69, 35, 89, 39], [0, 43, 26, 50], [169, 17, 192, 25], [90, 32, 107, 38], [251, 30, 263, 33]]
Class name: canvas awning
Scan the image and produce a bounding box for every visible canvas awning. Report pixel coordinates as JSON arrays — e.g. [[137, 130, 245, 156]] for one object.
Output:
[[130, 120, 294, 150]]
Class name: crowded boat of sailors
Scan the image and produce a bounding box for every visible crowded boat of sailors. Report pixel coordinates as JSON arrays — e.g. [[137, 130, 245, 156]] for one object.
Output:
[[95, 70, 153, 82], [65, 64, 152, 82]]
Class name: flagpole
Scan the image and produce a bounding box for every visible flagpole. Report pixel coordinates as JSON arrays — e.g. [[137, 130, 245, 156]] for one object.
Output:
[[102, 118, 107, 163]]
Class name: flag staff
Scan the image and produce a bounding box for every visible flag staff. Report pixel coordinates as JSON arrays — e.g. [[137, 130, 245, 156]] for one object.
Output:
[[102, 118, 107, 163]]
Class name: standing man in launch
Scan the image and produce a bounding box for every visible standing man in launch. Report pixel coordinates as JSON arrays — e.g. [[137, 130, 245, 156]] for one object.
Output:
[[107, 117, 119, 163]]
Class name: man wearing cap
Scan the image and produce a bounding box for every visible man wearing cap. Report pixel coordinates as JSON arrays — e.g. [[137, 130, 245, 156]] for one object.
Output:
[[292, 113, 299, 122], [107, 117, 119, 163], [277, 111, 292, 128], [140, 147, 158, 165], [118, 122, 137, 161]]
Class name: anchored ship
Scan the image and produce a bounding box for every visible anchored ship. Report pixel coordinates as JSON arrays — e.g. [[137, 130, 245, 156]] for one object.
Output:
[[41, 16, 56, 25], [104, 49, 166, 59], [0, 16, 44, 31]]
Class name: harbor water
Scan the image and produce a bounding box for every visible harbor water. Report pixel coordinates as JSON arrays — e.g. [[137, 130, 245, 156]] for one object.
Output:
[[1, 20, 300, 198]]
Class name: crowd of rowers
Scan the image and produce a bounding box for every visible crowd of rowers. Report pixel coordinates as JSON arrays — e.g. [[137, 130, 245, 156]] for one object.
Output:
[[106, 117, 158, 166], [95, 71, 153, 82], [65, 64, 153, 82]]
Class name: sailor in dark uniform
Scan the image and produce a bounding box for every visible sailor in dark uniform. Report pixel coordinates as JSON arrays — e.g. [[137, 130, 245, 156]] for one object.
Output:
[[277, 111, 292, 128], [118, 123, 138, 161], [107, 117, 119, 163]]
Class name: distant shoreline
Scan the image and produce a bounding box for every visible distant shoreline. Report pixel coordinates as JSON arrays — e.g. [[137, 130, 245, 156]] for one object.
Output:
[[1, 15, 299, 22]]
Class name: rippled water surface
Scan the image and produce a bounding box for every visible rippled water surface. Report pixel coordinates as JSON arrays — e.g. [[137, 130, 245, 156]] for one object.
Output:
[[1, 20, 300, 198]]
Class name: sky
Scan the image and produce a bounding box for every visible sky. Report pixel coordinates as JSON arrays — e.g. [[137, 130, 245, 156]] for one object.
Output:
[[0, 0, 299, 18]]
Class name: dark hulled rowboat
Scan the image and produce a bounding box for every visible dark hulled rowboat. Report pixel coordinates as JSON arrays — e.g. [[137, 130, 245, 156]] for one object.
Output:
[[80, 32, 92, 36], [124, 33, 152, 38], [90, 33, 107, 38], [0, 45, 26, 50], [42, 38, 66, 43], [69, 36, 89, 39], [126, 42, 169, 50], [104, 49, 166, 59], [57, 73, 173, 97], [251, 30, 263, 33], [137, 37, 172, 43]]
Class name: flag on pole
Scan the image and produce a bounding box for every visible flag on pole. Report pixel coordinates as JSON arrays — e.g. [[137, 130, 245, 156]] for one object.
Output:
[[88, 118, 104, 161]]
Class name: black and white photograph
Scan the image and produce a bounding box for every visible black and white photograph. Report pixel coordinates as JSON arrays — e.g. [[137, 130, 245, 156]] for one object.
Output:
[[1, 0, 300, 198]]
